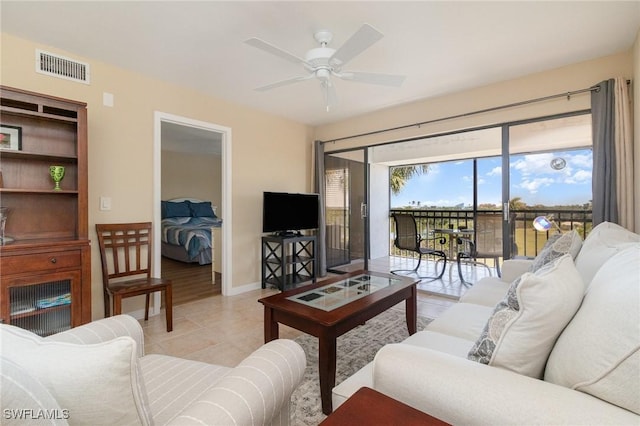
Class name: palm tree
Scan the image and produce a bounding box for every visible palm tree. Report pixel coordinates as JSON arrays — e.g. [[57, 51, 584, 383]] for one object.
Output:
[[390, 165, 430, 195], [509, 197, 527, 211]]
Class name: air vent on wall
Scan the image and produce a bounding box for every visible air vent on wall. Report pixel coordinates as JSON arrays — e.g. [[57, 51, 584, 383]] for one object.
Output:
[[36, 49, 90, 84]]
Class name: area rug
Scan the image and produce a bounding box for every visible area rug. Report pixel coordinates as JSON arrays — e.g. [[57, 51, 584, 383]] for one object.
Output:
[[290, 307, 433, 425]]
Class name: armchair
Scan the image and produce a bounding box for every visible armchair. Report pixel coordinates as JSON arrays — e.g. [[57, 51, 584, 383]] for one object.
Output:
[[1, 315, 306, 426]]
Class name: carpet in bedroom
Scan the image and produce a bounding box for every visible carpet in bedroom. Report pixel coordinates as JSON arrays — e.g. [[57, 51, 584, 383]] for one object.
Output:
[[289, 307, 433, 425]]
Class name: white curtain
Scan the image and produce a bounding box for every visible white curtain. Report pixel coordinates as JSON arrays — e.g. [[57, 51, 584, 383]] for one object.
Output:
[[614, 77, 634, 230]]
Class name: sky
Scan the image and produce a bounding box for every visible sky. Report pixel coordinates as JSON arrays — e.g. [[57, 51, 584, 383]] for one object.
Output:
[[391, 148, 593, 209]]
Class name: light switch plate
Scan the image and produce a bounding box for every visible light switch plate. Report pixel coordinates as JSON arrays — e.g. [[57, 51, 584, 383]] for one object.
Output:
[[100, 196, 112, 211]]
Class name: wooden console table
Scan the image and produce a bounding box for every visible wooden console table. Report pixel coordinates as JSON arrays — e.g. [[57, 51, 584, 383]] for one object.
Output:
[[320, 387, 450, 425]]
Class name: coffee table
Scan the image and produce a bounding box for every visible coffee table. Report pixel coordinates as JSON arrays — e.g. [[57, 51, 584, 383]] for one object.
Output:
[[258, 270, 418, 415]]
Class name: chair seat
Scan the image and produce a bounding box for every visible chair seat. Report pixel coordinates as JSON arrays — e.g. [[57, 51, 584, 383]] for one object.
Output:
[[460, 251, 500, 260], [418, 247, 443, 256], [108, 278, 171, 293]]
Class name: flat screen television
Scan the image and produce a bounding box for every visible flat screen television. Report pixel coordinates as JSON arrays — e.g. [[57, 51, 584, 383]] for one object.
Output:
[[262, 191, 319, 235]]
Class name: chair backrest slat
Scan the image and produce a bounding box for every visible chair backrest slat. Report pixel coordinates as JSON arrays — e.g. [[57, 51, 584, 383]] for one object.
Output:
[[96, 222, 153, 282]]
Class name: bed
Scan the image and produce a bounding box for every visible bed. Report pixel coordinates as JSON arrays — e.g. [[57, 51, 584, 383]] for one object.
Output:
[[161, 198, 222, 265]]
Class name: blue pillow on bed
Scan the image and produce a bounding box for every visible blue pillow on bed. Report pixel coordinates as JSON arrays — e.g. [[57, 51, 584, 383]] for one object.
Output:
[[189, 201, 216, 218], [162, 201, 191, 218]]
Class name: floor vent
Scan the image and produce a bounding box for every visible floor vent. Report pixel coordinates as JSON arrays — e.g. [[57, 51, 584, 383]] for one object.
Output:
[[36, 49, 90, 84]]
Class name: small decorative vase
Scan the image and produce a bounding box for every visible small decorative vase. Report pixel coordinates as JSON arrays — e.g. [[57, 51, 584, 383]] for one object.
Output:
[[49, 165, 65, 191]]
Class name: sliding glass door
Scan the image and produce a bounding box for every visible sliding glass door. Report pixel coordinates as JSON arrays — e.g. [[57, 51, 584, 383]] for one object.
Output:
[[507, 113, 593, 256], [324, 149, 368, 270]]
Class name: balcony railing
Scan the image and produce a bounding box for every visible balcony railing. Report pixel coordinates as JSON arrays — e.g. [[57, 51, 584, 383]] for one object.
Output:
[[389, 208, 592, 259]]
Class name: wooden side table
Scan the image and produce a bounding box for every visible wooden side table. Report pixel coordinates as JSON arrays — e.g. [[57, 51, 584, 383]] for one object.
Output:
[[320, 387, 450, 426]]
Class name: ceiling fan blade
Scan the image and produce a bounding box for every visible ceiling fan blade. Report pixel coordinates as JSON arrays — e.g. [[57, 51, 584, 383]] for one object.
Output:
[[330, 23, 383, 68], [255, 75, 313, 91], [245, 37, 309, 66], [337, 71, 406, 87], [321, 80, 338, 112]]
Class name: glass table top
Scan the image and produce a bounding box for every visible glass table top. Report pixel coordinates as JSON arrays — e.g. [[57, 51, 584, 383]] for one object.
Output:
[[286, 273, 402, 311]]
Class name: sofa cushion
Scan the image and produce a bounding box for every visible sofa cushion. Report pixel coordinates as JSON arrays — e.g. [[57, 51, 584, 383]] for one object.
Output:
[[459, 277, 510, 307], [0, 325, 151, 426], [574, 221, 640, 288], [332, 330, 478, 411], [426, 303, 495, 342], [545, 244, 640, 415], [468, 254, 584, 378], [0, 356, 68, 425], [529, 229, 582, 272]]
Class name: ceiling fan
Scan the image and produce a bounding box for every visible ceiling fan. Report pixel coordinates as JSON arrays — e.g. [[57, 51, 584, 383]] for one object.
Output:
[[245, 23, 406, 111]]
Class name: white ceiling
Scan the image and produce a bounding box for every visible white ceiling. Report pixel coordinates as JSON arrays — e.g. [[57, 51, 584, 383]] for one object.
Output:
[[2, 1, 639, 127]]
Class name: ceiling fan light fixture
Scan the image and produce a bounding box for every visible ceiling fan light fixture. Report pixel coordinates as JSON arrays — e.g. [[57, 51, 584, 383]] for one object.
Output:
[[305, 47, 335, 69], [315, 68, 331, 81]]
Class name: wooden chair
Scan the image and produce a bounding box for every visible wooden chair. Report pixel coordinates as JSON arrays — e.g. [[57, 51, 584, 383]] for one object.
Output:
[[390, 213, 447, 280], [95, 222, 173, 332]]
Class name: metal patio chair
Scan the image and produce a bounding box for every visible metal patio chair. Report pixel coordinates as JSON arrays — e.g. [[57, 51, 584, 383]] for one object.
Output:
[[391, 213, 447, 280]]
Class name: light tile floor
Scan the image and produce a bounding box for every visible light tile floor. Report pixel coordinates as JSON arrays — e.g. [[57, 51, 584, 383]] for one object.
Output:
[[141, 276, 458, 367]]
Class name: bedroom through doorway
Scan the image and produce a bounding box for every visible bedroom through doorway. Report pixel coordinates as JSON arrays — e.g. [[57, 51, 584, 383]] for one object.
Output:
[[154, 112, 232, 306]]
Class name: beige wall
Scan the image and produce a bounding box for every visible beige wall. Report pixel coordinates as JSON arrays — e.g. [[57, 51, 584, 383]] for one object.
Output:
[[1, 33, 314, 319], [161, 151, 222, 209], [315, 49, 638, 232], [316, 51, 633, 148]]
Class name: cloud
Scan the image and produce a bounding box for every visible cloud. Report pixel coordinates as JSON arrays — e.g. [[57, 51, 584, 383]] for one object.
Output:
[[512, 151, 592, 192], [486, 166, 502, 176], [511, 153, 555, 176], [564, 169, 592, 184], [519, 177, 555, 193]]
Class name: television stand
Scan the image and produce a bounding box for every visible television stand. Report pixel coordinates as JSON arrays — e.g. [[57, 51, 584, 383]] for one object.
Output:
[[261, 234, 317, 291]]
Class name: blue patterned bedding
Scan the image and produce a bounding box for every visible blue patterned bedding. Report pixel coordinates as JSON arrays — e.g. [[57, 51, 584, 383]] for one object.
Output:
[[161, 216, 222, 261]]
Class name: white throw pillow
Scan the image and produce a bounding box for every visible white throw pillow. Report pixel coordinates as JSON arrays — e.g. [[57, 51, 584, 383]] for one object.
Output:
[[0, 325, 151, 425], [574, 221, 640, 288], [545, 245, 640, 415], [468, 254, 584, 378], [529, 229, 582, 272], [1, 356, 69, 425]]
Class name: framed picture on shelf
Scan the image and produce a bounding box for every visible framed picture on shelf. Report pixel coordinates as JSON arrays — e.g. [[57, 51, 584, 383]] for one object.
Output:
[[0, 125, 22, 151]]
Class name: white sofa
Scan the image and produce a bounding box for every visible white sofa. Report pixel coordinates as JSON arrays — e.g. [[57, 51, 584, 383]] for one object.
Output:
[[333, 222, 640, 424], [1, 314, 306, 425]]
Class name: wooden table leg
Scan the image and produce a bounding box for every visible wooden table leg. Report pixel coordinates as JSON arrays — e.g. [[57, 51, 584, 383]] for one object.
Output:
[[264, 307, 279, 343], [319, 331, 337, 415], [406, 285, 417, 335]]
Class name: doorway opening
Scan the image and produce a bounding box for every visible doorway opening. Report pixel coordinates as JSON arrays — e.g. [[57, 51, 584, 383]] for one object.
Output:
[[153, 112, 232, 313]]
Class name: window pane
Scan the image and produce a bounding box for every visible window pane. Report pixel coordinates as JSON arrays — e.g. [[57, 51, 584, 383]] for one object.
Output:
[[509, 148, 592, 208], [391, 159, 473, 209]]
